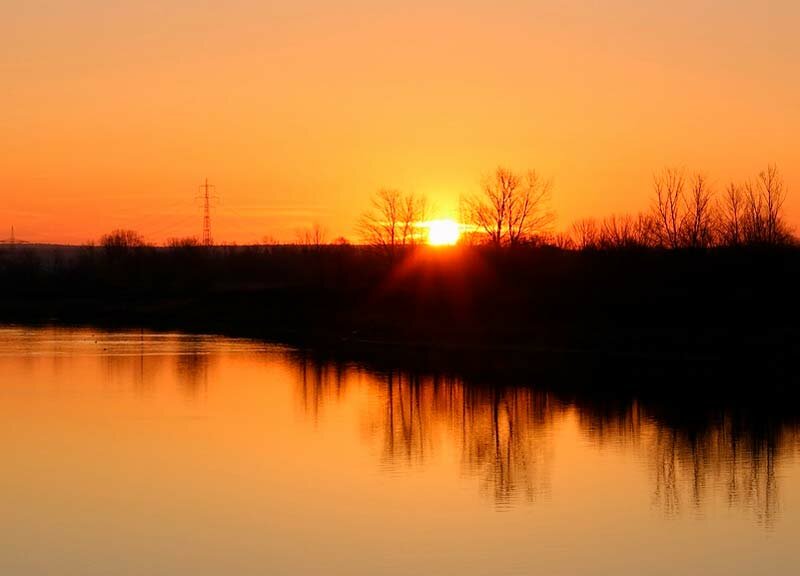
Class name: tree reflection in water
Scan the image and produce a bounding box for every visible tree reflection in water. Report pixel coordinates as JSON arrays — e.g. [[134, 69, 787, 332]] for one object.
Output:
[[291, 352, 797, 522], [645, 417, 780, 526], [174, 337, 211, 397]]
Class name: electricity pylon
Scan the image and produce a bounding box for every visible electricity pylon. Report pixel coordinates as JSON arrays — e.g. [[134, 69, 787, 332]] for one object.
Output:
[[199, 178, 216, 246]]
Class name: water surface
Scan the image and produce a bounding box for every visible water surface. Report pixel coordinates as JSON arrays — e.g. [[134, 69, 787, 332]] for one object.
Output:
[[1, 327, 798, 575]]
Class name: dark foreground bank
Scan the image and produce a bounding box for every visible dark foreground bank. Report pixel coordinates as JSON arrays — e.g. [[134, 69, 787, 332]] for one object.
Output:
[[1, 243, 798, 368]]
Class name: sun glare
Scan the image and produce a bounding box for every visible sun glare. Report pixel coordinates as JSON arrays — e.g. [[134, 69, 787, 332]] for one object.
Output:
[[426, 219, 460, 246]]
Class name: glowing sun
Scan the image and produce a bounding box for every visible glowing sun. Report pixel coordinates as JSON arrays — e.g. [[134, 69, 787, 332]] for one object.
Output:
[[426, 219, 460, 246]]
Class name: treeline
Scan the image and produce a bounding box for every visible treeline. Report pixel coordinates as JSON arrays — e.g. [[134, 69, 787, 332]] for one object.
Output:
[[61, 164, 794, 251], [1, 239, 798, 361], [353, 164, 794, 250], [567, 165, 792, 250]]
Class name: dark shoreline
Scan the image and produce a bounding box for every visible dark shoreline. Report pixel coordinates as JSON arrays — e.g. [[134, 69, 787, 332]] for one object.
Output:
[[1, 301, 795, 395], [2, 243, 799, 392]]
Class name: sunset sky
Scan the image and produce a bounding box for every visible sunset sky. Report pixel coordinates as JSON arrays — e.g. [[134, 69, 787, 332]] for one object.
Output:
[[2, 0, 799, 244]]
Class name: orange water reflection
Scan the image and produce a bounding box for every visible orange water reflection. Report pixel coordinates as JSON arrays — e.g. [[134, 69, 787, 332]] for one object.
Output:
[[293, 353, 795, 523], [2, 327, 799, 576]]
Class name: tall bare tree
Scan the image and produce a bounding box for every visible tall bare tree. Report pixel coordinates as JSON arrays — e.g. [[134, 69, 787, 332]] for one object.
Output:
[[462, 167, 554, 246], [653, 168, 685, 248], [358, 188, 427, 248], [400, 191, 427, 246], [719, 183, 744, 246], [681, 174, 715, 248], [742, 165, 789, 245]]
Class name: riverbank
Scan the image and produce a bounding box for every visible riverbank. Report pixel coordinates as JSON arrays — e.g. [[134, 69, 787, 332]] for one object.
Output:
[[1, 244, 798, 372]]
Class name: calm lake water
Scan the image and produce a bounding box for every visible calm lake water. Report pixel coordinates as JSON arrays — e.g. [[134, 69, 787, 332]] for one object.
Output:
[[1, 327, 798, 575]]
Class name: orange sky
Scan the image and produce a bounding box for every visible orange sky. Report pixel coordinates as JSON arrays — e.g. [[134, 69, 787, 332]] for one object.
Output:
[[2, 0, 799, 244]]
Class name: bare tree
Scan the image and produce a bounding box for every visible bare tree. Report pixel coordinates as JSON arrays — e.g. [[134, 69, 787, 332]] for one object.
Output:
[[358, 189, 427, 249], [575, 213, 657, 250], [297, 222, 327, 247], [599, 215, 635, 249], [401, 192, 427, 247], [564, 165, 791, 251], [653, 168, 685, 248], [742, 165, 789, 245], [681, 174, 715, 248], [462, 167, 554, 246], [719, 183, 744, 246], [463, 167, 518, 246], [633, 213, 659, 247], [598, 214, 654, 248], [510, 170, 554, 244], [761, 165, 787, 244], [571, 218, 599, 250], [550, 232, 575, 250]]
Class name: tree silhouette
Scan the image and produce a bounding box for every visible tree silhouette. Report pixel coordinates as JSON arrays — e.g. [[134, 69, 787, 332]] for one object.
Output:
[[358, 188, 427, 249], [296, 223, 327, 247], [462, 167, 554, 246], [719, 183, 745, 246], [653, 168, 686, 248], [743, 165, 789, 245], [682, 174, 715, 248], [101, 229, 146, 249], [166, 237, 200, 248], [571, 218, 599, 249]]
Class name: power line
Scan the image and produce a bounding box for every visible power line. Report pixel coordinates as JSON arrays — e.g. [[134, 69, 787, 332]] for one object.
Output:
[[125, 195, 197, 238], [142, 213, 199, 243]]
